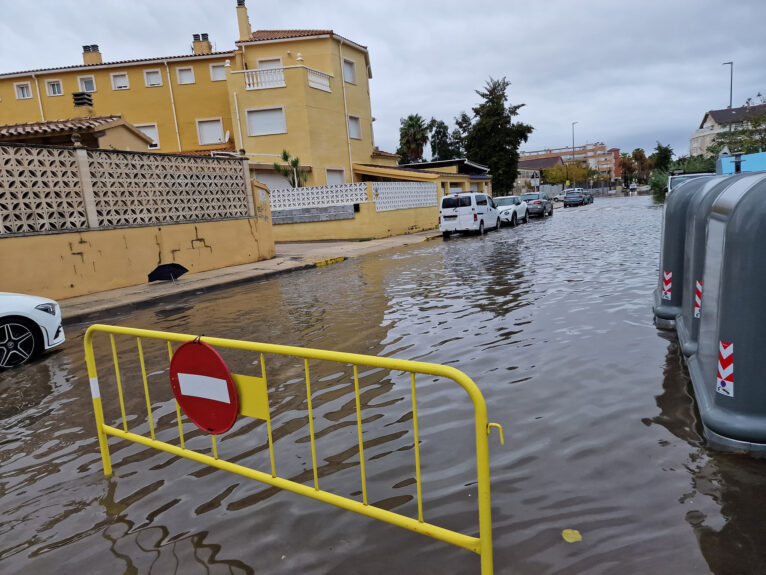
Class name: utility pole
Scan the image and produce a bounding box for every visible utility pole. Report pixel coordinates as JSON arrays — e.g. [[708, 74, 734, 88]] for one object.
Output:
[[571, 121, 578, 186], [722, 61, 733, 109]]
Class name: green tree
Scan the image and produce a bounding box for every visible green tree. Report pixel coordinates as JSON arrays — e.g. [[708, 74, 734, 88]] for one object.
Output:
[[632, 148, 651, 183], [619, 153, 636, 185], [450, 111, 473, 157], [428, 118, 461, 161], [397, 114, 430, 164], [273, 149, 308, 187], [708, 93, 766, 156], [649, 142, 673, 173], [462, 77, 533, 192]]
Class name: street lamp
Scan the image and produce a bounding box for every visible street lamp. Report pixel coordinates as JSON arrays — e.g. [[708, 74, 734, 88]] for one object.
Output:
[[571, 121, 578, 186], [722, 61, 733, 109]]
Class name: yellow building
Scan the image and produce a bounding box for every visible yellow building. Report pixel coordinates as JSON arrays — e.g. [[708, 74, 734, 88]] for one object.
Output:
[[0, 0, 395, 189]]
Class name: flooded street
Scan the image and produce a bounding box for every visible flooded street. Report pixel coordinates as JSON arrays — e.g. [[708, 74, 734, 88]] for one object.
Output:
[[3, 195, 766, 574]]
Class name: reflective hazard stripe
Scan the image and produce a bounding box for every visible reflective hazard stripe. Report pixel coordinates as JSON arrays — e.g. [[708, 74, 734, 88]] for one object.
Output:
[[89, 377, 100, 399]]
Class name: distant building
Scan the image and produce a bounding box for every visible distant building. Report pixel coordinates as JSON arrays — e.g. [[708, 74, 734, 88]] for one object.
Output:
[[689, 103, 766, 157], [515, 156, 564, 191], [520, 142, 620, 181]]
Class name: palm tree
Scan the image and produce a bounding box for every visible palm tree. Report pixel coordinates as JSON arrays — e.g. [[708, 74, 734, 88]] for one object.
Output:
[[273, 149, 308, 187], [398, 114, 429, 163]]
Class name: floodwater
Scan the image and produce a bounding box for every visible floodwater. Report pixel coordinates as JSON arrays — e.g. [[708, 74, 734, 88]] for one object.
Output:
[[2, 196, 765, 574]]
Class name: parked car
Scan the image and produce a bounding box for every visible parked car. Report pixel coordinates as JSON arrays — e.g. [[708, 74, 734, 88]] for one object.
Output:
[[493, 195, 528, 227], [553, 191, 567, 202], [519, 192, 553, 217], [439, 192, 500, 238], [0, 292, 65, 368], [563, 189, 592, 207]]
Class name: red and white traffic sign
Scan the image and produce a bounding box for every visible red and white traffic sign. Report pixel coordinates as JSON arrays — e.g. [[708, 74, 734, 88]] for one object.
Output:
[[169, 339, 239, 434]]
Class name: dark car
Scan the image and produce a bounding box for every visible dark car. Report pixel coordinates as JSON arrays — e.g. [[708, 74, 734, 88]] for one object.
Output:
[[519, 192, 553, 217], [563, 188, 592, 207]]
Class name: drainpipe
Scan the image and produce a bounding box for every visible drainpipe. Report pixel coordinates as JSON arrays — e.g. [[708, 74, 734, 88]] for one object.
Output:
[[233, 91, 244, 150], [338, 38, 354, 183], [32, 75, 44, 121], [163, 61, 182, 152]]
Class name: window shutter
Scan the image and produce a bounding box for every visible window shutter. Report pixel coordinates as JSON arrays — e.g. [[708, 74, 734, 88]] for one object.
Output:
[[247, 108, 286, 136], [198, 119, 224, 144]]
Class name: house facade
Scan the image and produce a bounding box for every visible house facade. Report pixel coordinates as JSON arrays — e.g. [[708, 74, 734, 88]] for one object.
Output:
[[0, 0, 387, 188], [689, 103, 766, 157]]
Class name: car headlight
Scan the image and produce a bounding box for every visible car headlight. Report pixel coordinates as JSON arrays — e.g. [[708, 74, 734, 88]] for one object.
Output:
[[35, 302, 57, 315]]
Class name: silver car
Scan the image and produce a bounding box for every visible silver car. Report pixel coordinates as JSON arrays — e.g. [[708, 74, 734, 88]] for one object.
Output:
[[519, 192, 553, 217]]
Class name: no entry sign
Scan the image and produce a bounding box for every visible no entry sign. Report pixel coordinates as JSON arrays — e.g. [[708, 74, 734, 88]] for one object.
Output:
[[169, 339, 239, 434]]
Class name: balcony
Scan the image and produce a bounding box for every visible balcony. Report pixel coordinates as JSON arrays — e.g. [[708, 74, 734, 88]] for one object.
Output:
[[232, 66, 332, 93]]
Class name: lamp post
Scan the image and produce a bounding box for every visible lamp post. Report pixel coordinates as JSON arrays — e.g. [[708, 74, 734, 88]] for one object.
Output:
[[722, 61, 733, 109], [571, 121, 578, 186]]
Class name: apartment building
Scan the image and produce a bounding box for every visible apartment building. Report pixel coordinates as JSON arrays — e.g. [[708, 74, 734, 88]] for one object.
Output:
[[520, 142, 621, 180], [0, 0, 388, 188]]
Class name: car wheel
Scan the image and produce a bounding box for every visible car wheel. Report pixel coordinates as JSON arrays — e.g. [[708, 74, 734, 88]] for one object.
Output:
[[523, 211, 528, 223], [442, 231, 451, 239], [510, 213, 517, 227], [0, 318, 41, 369], [549, 205, 554, 216], [479, 221, 485, 235]]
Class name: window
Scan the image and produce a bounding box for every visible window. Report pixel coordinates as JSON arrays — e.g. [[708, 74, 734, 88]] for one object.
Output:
[[46, 80, 63, 96], [197, 118, 225, 145], [111, 72, 129, 90], [177, 67, 195, 85], [476, 195, 488, 206], [210, 64, 226, 82], [144, 69, 163, 87], [347, 115, 362, 139], [246, 107, 286, 136], [326, 169, 345, 186], [343, 58, 356, 84], [14, 82, 32, 99], [78, 75, 96, 92], [135, 124, 160, 149]]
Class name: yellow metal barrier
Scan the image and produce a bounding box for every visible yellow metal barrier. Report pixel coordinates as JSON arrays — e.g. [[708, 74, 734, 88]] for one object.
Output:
[[84, 324, 503, 573]]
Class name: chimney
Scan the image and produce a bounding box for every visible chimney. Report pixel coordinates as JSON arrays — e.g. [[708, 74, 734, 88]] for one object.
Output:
[[82, 44, 102, 65], [192, 33, 212, 54], [236, 0, 251, 42]]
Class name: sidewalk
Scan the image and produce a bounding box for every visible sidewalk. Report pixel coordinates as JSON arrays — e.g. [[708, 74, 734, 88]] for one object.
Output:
[[60, 231, 439, 324]]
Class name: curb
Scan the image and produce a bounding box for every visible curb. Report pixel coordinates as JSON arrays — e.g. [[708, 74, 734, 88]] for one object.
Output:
[[62, 262, 317, 326]]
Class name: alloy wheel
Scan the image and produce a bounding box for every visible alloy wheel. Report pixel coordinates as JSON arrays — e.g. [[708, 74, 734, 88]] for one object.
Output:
[[0, 321, 37, 368]]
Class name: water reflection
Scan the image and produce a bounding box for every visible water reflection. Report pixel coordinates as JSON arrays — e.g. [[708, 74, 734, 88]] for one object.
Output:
[[646, 335, 766, 575]]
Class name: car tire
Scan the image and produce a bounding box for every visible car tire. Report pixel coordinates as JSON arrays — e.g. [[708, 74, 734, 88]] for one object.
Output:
[[0, 318, 42, 369], [549, 205, 553, 216], [479, 221, 485, 235], [442, 231, 451, 239], [523, 211, 528, 223], [510, 213, 517, 227]]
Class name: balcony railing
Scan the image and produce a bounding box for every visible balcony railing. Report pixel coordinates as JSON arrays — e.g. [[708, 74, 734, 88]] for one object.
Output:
[[242, 68, 286, 90], [231, 66, 333, 93]]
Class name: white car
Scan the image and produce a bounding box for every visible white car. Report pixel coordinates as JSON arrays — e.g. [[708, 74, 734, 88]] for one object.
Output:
[[493, 195, 528, 227], [0, 292, 65, 368], [439, 192, 500, 238]]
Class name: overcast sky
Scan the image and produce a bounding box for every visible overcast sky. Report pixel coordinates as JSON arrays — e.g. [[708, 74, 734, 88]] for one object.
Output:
[[2, 0, 764, 159]]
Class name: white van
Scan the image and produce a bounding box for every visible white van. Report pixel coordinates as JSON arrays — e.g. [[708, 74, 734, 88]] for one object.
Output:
[[439, 192, 500, 238]]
